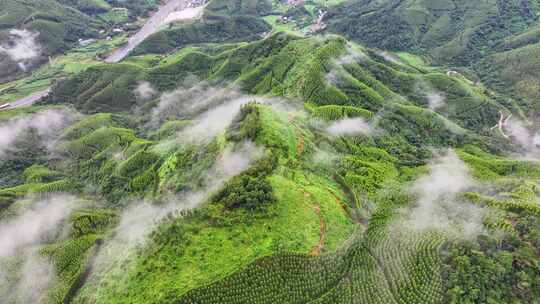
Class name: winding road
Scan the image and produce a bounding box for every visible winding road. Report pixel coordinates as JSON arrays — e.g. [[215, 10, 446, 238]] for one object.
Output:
[[5, 0, 199, 109], [105, 0, 190, 63], [5, 88, 51, 109]]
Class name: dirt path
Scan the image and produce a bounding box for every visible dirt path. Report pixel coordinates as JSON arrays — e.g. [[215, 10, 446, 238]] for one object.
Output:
[[296, 130, 305, 158], [299, 188, 327, 256], [309, 204, 326, 256], [326, 186, 367, 228]]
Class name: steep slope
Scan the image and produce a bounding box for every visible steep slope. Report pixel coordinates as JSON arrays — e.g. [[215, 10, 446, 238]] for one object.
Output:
[[325, 0, 540, 125], [476, 41, 540, 118], [326, 0, 540, 65], [0, 4, 539, 304], [0, 0, 157, 82], [49, 33, 509, 137], [132, 0, 272, 55]]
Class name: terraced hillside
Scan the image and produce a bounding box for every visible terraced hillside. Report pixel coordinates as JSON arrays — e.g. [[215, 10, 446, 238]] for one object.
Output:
[[327, 0, 540, 64], [326, 0, 540, 112], [131, 0, 273, 56], [0, 1, 539, 304], [0, 0, 158, 82]]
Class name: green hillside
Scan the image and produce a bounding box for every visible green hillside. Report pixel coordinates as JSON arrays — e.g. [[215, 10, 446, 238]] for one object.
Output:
[[322, 0, 540, 129], [0, 1, 539, 304], [0, 0, 157, 82], [327, 0, 540, 64], [132, 0, 272, 56]]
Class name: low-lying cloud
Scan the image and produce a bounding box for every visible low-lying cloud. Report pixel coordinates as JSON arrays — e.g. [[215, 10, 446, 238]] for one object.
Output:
[[325, 44, 367, 86], [415, 80, 446, 110], [115, 140, 261, 248], [134, 81, 157, 101], [336, 44, 367, 66], [110, 141, 262, 248], [152, 84, 244, 124], [505, 118, 540, 158], [0, 29, 42, 71], [0, 195, 76, 258], [326, 117, 373, 136], [325, 70, 340, 85], [402, 150, 485, 239], [0, 250, 55, 304], [85, 140, 263, 290], [178, 96, 253, 142], [218, 141, 263, 176], [377, 51, 400, 64], [311, 146, 340, 167], [152, 84, 294, 145], [0, 195, 77, 303], [426, 91, 445, 110], [0, 109, 76, 158]]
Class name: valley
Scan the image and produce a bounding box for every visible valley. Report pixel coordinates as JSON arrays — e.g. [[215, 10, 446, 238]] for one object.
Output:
[[105, 0, 205, 63], [0, 0, 539, 304]]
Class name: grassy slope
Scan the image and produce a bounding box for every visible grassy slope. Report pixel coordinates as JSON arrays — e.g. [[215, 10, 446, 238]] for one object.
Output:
[[325, 0, 540, 119], [477, 42, 540, 116], [49, 33, 508, 139], [326, 0, 540, 65], [132, 0, 272, 56], [70, 104, 354, 303], [0, 35, 127, 104], [0, 0, 156, 83], [0, 21, 539, 304]]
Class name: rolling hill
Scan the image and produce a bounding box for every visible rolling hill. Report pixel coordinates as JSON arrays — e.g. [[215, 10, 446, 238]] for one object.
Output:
[[0, 1, 539, 304], [325, 0, 540, 113], [0, 0, 157, 82]]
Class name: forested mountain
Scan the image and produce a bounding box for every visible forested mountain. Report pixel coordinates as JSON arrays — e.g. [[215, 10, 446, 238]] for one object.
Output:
[[328, 0, 540, 63], [327, 0, 540, 118], [0, 0, 157, 81], [0, 0, 539, 304]]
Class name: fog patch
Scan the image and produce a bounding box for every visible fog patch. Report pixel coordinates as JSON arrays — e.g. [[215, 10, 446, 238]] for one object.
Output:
[[0, 109, 76, 158], [85, 140, 263, 289], [505, 118, 540, 159], [218, 141, 263, 176], [134, 81, 157, 101], [150, 84, 300, 155], [153, 85, 294, 146], [325, 70, 340, 85], [336, 44, 367, 65], [401, 150, 486, 239], [0, 195, 77, 303], [0, 29, 42, 71], [152, 84, 244, 126], [179, 96, 253, 143], [0, 250, 55, 304], [325, 44, 367, 86], [311, 146, 340, 167], [152, 84, 302, 141], [415, 80, 446, 110], [326, 117, 373, 137], [118, 140, 261, 244], [163, 6, 204, 24], [377, 51, 400, 64], [426, 91, 445, 110], [0, 195, 75, 258]]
